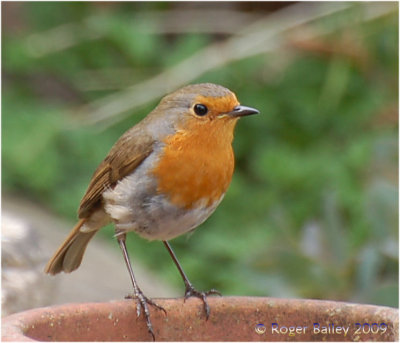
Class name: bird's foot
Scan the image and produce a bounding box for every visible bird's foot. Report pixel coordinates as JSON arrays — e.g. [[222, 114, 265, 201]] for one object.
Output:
[[184, 283, 221, 319], [125, 291, 166, 341]]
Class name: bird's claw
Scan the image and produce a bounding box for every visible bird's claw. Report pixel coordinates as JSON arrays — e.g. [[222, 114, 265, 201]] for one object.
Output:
[[125, 291, 166, 341], [184, 284, 221, 319]]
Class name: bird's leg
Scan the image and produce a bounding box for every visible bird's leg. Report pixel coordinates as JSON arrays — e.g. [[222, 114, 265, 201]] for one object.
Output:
[[117, 233, 166, 341], [163, 240, 221, 319]]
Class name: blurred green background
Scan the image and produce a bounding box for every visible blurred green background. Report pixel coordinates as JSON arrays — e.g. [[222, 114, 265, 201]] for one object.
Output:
[[3, 2, 398, 307]]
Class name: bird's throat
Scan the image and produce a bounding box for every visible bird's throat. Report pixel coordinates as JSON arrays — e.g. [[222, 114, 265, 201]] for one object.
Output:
[[152, 118, 237, 209]]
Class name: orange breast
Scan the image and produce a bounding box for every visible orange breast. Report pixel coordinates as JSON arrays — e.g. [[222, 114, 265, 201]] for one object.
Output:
[[152, 117, 237, 209]]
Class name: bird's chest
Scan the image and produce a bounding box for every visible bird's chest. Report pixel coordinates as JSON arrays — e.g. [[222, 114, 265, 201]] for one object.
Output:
[[152, 124, 235, 209]]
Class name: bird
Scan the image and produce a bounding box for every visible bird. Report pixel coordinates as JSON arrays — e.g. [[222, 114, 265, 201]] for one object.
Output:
[[44, 83, 259, 340]]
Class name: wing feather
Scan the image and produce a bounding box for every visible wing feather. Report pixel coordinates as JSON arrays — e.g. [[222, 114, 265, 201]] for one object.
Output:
[[78, 129, 154, 218]]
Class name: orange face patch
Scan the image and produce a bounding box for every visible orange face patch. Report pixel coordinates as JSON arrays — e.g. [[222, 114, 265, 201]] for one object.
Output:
[[152, 111, 238, 209], [193, 94, 239, 119]]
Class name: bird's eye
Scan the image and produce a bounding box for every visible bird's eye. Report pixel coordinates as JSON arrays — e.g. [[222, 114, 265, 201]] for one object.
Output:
[[193, 104, 208, 116]]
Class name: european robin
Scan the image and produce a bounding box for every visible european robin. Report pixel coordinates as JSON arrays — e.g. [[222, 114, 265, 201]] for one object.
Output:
[[45, 83, 259, 340]]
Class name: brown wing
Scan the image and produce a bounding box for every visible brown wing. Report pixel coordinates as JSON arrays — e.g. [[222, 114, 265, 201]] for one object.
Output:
[[78, 129, 154, 218]]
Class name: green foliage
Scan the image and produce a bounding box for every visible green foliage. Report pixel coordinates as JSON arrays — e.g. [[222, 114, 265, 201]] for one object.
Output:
[[3, 3, 398, 307]]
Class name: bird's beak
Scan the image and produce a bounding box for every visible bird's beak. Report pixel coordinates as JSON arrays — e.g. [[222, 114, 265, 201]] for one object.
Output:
[[227, 105, 259, 118]]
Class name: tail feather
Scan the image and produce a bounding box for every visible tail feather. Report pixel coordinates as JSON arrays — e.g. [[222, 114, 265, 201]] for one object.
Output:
[[44, 219, 98, 275]]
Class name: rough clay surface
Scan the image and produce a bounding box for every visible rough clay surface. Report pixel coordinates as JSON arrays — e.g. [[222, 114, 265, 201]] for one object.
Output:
[[2, 297, 398, 341]]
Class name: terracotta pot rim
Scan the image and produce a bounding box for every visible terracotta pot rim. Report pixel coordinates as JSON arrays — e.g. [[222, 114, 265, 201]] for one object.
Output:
[[2, 296, 398, 342], [4, 295, 398, 313]]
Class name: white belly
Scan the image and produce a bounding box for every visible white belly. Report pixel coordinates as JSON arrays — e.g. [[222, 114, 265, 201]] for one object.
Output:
[[102, 154, 224, 240]]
